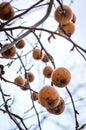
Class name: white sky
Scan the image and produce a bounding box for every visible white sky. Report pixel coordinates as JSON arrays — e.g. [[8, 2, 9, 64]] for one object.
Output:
[[0, 0, 86, 130]]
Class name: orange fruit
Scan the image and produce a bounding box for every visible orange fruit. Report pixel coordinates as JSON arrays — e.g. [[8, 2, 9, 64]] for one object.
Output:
[[27, 72, 34, 82], [46, 96, 65, 115], [16, 39, 25, 49], [43, 66, 53, 78], [54, 5, 73, 25], [51, 67, 71, 88], [0, 2, 15, 20], [38, 85, 60, 109], [32, 92, 39, 101], [1, 44, 16, 58], [14, 76, 25, 86], [32, 48, 42, 60], [58, 21, 75, 36], [41, 53, 50, 63], [20, 80, 29, 90]]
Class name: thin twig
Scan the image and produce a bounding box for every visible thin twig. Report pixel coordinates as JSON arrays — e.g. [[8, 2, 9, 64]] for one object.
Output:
[[66, 87, 79, 130]]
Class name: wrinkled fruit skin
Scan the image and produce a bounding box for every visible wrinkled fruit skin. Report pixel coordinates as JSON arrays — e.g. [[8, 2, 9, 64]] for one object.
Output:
[[39, 85, 60, 109], [46, 96, 65, 115], [43, 66, 53, 78], [51, 67, 71, 88], [58, 21, 75, 37], [54, 5, 73, 25]]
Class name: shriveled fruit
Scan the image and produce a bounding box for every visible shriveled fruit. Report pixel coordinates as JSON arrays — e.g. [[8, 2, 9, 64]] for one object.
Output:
[[14, 76, 25, 86], [41, 53, 50, 63], [32, 48, 42, 60], [38, 85, 60, 109], [43, 66, 53, 78], [1, 44, 16, 58], [51, 67, 71, 88], [0, 2, 15, 20], [46, 96, 65, 115], [32, 92, 39, 101], [58, 21, 75, 36], [27, 72, 34, 82], [16, 39, 25, 49], [54, 5, 73, 25]]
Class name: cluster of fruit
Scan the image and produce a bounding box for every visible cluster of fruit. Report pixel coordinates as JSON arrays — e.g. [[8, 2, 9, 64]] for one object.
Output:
[[0, 2, 14, 21], [32, 48, 50, 62], [38, 85, 65, 115], [34, 67, 70, 115], [14, 72, 34, 90], [0, 39, 25, 58], [0, 2, 72, 115], [7, 47, 71, 115], [54, 5, 76, 37], [14, 48, 50, 90], [30, 48, 71, 115], [32, 66, 71, 115]]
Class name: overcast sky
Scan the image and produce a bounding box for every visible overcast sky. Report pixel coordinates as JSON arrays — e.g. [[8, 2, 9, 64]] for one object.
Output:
[[0, 0, 86, 130]]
